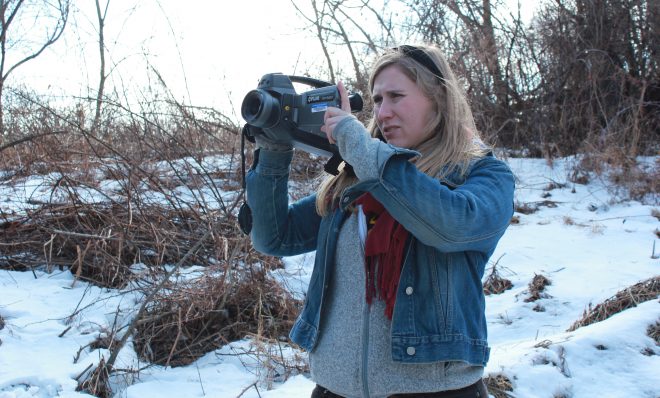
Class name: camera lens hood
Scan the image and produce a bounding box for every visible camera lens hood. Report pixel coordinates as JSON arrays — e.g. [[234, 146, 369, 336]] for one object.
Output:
[[241, 89, 281, 129]]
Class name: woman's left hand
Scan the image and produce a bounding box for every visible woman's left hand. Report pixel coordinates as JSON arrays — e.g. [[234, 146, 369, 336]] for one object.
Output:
[[321, 80, 353, 144]]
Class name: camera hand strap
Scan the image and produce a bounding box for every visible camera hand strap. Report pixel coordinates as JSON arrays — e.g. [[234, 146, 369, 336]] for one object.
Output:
[[238, 125, 253, 235]]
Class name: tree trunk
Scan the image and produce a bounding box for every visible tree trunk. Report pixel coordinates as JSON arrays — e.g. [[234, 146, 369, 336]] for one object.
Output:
[[481, 0, 508, 112], [93, 0, 108, 134]]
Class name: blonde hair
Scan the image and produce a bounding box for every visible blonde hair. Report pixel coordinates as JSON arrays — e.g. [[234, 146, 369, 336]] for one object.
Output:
[[315, 44, 488, 215]]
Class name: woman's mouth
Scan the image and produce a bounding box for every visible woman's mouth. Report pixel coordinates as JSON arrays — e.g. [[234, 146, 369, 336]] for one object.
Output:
[[382, 125, 399, 134], [382, 126, 399, 139]]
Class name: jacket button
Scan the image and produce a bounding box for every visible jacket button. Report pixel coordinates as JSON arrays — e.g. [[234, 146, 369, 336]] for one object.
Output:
[[406, 346, 416, 356], [405, 286, 413, 295]]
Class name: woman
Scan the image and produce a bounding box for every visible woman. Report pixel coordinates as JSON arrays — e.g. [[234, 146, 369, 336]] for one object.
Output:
[[246, 44, 515, 398]]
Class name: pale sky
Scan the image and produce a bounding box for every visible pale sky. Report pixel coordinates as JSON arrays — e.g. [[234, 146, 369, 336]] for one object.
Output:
[[9, 0, 535, 124], [11, 0, 325, 121]]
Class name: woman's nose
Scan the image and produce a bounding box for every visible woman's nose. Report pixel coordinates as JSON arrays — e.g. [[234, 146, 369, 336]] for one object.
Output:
[[376, 102, 393, 122]]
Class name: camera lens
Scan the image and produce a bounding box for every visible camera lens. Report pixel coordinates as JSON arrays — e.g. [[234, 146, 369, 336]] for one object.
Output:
[[241, 89, 281, 128]]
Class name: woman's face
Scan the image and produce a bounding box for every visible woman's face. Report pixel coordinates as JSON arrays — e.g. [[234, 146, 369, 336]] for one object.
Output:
[[372, 65, 435, 149]]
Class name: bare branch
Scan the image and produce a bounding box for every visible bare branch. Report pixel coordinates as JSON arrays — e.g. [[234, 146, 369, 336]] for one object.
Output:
[[3, 1, 70, 79]]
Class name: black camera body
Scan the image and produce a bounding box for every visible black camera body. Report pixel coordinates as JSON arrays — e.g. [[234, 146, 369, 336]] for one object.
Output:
[[241, 73, 363, 161]]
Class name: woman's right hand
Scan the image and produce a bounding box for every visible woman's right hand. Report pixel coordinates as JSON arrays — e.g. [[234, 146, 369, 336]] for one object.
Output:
[[321, 81, 354, 144]]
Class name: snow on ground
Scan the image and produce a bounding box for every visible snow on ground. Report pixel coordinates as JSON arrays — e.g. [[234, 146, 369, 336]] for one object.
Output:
[[0, 156, 658, 398]]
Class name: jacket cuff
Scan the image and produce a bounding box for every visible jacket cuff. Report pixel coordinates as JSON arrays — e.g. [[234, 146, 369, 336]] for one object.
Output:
[[254, 148, 294, 175], [334, 117, 418, 181]]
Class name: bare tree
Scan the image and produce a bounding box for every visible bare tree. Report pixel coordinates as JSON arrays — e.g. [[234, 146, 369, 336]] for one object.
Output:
[[291, 0, 336, 83], [0, 0, 70, 136], [529, 0, 659, 156], [290, 0, 409, 95], [404, 0, 530, 144], [447, 0, 509, 111], [92, 0, 109, 134]]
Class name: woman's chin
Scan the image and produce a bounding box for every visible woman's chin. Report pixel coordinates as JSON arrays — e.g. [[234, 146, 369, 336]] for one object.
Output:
[[384, 137, 401, 147]]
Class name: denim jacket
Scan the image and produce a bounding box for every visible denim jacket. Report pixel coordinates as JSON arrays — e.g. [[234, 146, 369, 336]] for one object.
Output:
[[246, 135, 515, 367]]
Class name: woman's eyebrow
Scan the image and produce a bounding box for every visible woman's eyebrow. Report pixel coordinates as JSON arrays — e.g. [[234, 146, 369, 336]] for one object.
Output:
[[373, 88, 405, 96]]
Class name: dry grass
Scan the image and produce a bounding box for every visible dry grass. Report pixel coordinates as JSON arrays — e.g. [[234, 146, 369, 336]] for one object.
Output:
[[76, 358, 111, 398], [484, 374, 514, 398], [0, 203, 252, 288], [567, 276, 660, 332], [514, 200, 559, 215], [483, 264, 513, 296], [223, 334, 310, 390], [652, 208, 660, 221], [577, 151, 659, 205], [514, 201, 538, 215], [133, 265, 300, 367], [524, 274, 552, 302]]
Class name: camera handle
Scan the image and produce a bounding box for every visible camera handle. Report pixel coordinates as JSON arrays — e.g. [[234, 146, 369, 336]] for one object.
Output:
[[324, 152, 355, 176], [288, 75, 333, 88]]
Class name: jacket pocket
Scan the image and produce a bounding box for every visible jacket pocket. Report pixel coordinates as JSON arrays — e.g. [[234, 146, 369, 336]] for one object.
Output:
[[429, 249, 451, 332]]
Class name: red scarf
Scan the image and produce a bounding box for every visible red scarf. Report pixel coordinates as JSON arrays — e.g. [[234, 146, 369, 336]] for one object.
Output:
[[355, 193, 410, 319]]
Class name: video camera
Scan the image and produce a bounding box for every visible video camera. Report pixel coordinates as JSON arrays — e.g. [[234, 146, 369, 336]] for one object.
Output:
[[240, 73, 363, 175]]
